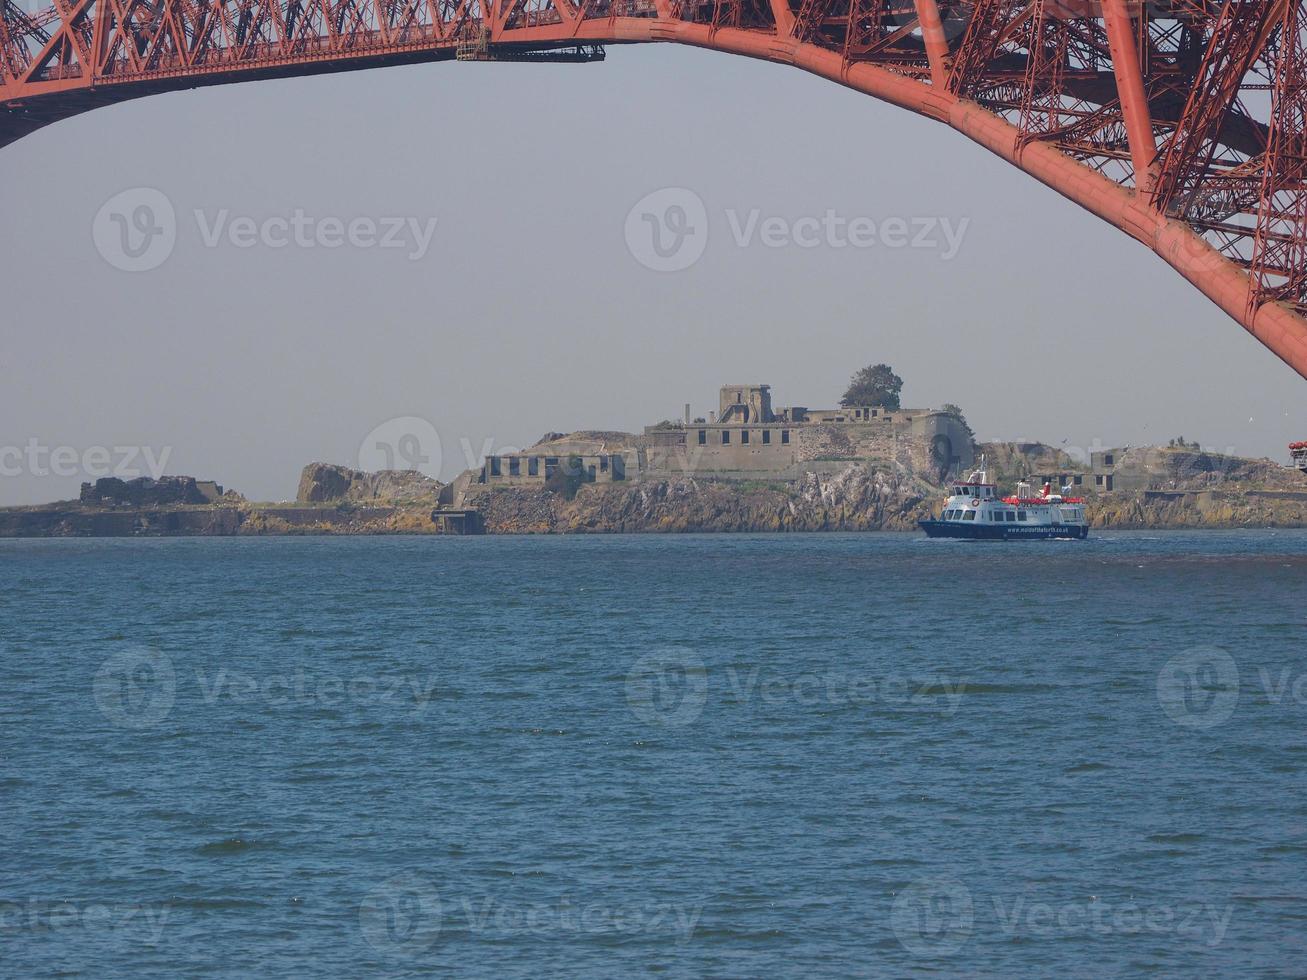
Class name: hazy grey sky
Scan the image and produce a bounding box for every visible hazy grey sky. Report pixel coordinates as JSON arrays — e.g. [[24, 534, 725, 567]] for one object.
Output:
[[3, 44, 1305, 504]]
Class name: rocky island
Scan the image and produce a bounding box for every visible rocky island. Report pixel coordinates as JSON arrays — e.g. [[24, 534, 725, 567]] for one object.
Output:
[[3, 370, 1306, 536]]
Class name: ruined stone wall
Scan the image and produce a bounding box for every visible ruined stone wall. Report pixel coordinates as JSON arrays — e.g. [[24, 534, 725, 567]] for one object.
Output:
[[794, 423, 898, 463], [638, 415, 973, 483], [80, 476, 213, 507], [644, 428, 798, 478]]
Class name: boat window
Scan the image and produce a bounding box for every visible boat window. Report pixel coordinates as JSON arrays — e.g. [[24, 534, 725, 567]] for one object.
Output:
[[1006, 512, 1015, 522], [1018, 511, 1027, 521], [963, 511, 976, 521]]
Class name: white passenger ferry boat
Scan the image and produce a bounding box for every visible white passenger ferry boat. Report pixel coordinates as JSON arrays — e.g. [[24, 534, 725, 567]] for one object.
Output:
[[918, 459, 1089, 540]]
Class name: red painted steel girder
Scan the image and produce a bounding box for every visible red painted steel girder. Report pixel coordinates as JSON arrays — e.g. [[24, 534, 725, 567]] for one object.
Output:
[[4, 0, 1307, 382]]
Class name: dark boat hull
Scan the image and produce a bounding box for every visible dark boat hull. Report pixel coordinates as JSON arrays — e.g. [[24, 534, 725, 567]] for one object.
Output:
[[918, 520, 1088, 540]]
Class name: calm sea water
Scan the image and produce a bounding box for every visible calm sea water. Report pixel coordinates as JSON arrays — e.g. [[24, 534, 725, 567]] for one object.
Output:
[[2, 530, 1306, 977]]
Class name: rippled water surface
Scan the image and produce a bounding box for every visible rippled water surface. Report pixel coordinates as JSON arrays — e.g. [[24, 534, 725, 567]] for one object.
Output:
[[3, 531, 1306, 977]]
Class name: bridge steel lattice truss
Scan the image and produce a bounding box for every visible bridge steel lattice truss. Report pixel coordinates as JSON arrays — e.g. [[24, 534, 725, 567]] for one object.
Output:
[[3, 0, 1307, 377]]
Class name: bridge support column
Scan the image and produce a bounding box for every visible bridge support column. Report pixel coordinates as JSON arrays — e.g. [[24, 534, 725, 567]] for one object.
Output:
[[912, 0, 949, 88], [1101, 0, 1158, 192]]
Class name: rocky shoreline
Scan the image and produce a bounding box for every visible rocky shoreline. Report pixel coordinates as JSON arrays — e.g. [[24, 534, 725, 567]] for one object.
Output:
[[4, 459, 1307, 537]]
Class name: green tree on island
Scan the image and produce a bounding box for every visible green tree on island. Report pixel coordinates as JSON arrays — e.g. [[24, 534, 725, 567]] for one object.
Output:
[[841, 363, 903, 409]]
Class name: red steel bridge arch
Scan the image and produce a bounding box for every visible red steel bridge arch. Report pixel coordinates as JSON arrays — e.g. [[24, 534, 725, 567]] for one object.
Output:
[[3, 0, 1307, 380]]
